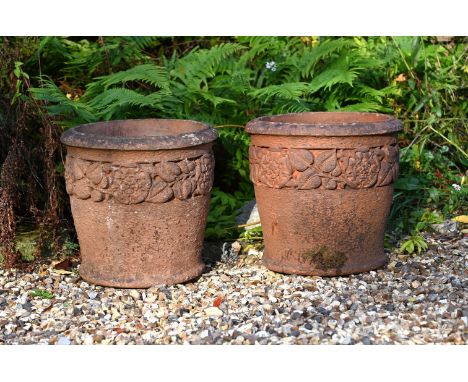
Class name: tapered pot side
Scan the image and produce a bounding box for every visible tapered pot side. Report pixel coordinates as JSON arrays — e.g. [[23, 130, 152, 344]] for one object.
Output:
[[246, 112, 402, 276], [61, 119, 217, 288]]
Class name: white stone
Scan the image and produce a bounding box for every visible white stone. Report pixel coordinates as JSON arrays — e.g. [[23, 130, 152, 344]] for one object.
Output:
[[129, 290, 141, 300], [57, 336, 71, 345], [87, 291, 97, 299], [255, 330, 270, 338], [83, 334, 94, 345], [199, 330, 209, 338], [204, 307, 223, 317]]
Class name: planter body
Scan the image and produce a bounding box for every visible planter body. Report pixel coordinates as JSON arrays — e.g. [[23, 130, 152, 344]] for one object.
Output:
[[61, 119, 217, 288], [246, 112, 402, 276]]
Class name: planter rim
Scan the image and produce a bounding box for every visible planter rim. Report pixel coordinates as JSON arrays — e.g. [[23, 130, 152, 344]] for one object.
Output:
[[60, 118, 217, 150], [246, 112, 402, 136]]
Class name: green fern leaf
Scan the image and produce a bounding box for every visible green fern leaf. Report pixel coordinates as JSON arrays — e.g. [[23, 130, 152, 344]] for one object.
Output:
[[120, 36, 158, 50], [85, 64, 170, 97], [199, 91, 237, 107], [87, 88, 167, 119], [30, 79, 97, 124], [307, 57, 359, 94], [249, 82, 309, 102], [339, 101, 390, 112], [173, 43, 244, 84], [299, 38, 354, 78]]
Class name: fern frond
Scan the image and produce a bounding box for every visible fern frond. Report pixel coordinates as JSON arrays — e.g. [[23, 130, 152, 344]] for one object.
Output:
[[275, 99, 312, 114], [323, 94, 342, 111], [30, 78, 97, 124], [307, 58, 359, 94], [120, 36, 158, 50], [173, 43, 245, 84], [339, 101, 391, 112], [198, 91, 237, 108], [87, 88, 167, 120], [355, 85, 387, 103], [249, 82, 309, 102], [299, 38, 354, 78], [308, 68, 358, 93], [236, 36, 280, 63], [62, 39, 104, 74], [87, 88, 156, 108], [85, 64, 170, 98]]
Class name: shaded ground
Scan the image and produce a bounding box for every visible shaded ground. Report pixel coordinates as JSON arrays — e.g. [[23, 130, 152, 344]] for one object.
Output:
[[0, 230, 466, 345]]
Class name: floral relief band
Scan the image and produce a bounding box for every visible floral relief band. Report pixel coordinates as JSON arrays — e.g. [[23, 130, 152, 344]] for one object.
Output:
[[64, 152, 214, 204], [249, 138, 399, 190]]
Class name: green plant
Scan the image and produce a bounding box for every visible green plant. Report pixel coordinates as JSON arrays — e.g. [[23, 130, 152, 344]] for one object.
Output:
[[61, 240, 79, 257], [205, 188, 246, 239], [29, 288, 54, 299], [399, 234, 428, 255], [398, 209, 443, 255], [11, 61, 30, 105], [238, 226, 263, 243]]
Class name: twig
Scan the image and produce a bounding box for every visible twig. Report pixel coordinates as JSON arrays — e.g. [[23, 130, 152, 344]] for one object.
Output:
[[427, 125, 468, 158], [407, 124, 431, 149], [237, 220, 261, 228]]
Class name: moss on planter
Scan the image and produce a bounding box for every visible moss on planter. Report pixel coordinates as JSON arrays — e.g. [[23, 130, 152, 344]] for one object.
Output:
[[301, 246, 348, 271]]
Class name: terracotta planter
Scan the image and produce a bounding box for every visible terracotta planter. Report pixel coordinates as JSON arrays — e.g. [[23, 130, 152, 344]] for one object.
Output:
[[246, 112, 402, 276], [61, 119, 217, 288]]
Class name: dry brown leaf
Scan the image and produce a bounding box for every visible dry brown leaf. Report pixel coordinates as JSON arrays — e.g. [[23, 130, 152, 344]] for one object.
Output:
[[395, 73, 407, 82]]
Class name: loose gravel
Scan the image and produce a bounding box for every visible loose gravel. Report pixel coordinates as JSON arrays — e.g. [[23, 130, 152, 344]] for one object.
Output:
[[0, 230, 466, 345]]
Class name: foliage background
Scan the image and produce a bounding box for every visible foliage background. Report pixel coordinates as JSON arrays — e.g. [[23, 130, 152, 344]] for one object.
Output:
[[0, 36, 466, 267]]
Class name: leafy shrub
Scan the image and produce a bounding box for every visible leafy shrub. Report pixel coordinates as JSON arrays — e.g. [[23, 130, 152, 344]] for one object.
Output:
[[2, 36, 466, 252]]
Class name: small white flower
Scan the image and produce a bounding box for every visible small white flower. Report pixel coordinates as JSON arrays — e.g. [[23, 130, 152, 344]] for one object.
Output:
[[452, 183, 461, 191], [265, 60, 277, 72]]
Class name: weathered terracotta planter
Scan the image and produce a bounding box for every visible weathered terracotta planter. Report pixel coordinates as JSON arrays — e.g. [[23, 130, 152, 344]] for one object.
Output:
[[61, 119, 217, 288], [246, 112, 402, 276]]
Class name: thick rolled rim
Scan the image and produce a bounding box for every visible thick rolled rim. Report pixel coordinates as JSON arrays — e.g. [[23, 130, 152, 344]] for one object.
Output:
[[245, 112, 403, 136], [60, 119, 218, 150]]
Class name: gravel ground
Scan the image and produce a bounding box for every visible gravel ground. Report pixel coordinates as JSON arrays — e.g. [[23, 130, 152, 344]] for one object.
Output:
[[0, 228, 466, 345]]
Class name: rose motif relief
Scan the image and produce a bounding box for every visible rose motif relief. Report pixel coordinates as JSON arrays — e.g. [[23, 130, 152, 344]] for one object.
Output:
[[64, 153, 214, 204], [342, 148, 381, 188], [250, 146, 292, 188], [249, 139, 399, 190], [113, 167, 151, 204]]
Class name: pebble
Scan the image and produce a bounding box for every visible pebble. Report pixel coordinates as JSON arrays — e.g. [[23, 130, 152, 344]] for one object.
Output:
[[57, 336, 71, 345], [204, 307, 223, 317], [256, 331, 270, 338], [361, 336, 372, 345], [129, 290, 141, 301], [428, 293, 438, 302], [0, 230, 465, 345], [340, 336, 353, 345], [87, 291, 98, 299], [431, 220, 459, 236]]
